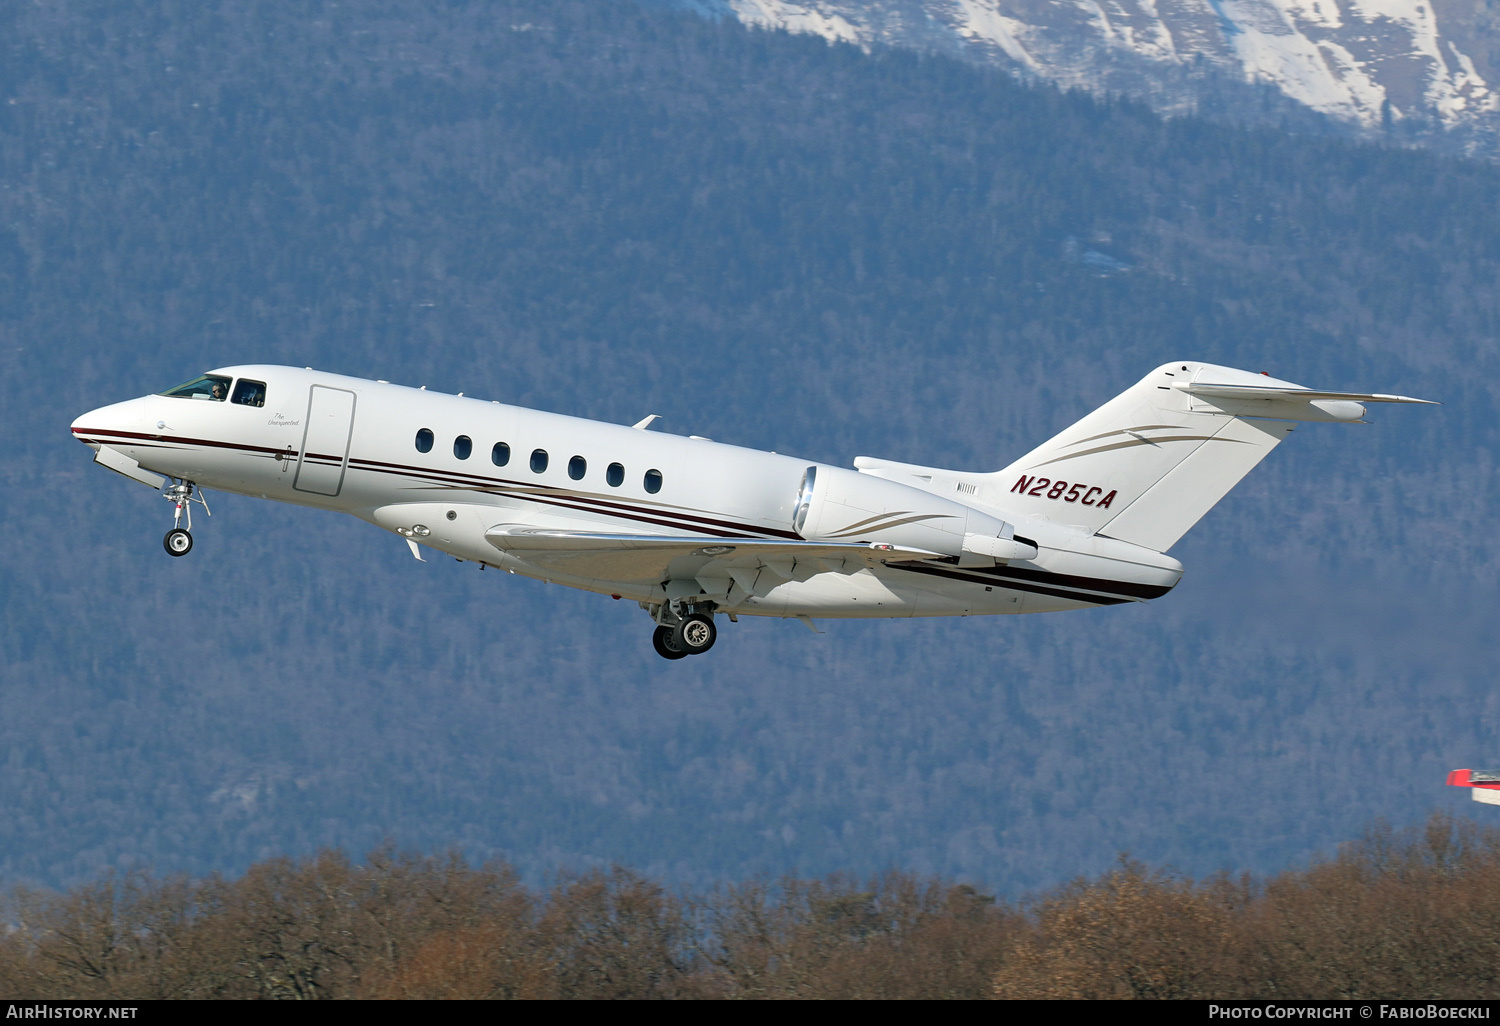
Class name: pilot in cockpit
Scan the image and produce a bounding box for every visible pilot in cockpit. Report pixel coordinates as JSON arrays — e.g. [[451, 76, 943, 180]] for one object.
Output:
[[210, 382, 227, 401]]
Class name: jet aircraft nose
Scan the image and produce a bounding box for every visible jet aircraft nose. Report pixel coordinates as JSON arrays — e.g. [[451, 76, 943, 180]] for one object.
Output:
[[71, 409, 108, 451], [70, 398, 150, 450]]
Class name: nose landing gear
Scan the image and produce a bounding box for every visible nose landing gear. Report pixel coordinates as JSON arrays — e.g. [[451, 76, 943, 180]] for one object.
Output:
[[161, 480, 210, 557]]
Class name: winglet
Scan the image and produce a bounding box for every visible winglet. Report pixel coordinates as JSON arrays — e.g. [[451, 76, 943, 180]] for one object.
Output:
[[796, 615, 824, 634], [632, 414, 661, 431]]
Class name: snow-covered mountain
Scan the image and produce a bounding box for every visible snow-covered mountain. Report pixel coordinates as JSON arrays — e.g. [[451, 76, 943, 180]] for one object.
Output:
[[667, 0, 1500, 153]]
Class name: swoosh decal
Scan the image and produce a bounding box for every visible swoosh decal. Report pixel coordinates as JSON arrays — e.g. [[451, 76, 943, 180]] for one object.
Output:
[[824, 509, 916, 534], [1066, 424, 1184, 446], [823, 512, 957, 538], [1028, 433, 1241, 468]]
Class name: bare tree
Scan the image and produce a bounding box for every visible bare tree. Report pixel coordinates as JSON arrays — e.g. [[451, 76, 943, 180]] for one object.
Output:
[[993, 858, 1243, 999], [540, 868, 692, 999], [697, 872, 1018, 999]]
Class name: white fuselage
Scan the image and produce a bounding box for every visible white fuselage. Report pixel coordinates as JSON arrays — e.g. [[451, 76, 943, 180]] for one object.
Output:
[[70, 365, 1183, 620]]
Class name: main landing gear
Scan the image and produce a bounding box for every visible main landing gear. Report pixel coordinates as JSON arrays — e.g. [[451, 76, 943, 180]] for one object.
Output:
[[647, 605, 719, 660], [652, 626, 688, 660], [161, 479, 210, 557]]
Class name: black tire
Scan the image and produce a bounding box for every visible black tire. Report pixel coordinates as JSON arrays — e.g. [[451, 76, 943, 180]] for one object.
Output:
[[652, 625, 688, 660], [672, 614, 717, 655], [163, 529, 193, 557]]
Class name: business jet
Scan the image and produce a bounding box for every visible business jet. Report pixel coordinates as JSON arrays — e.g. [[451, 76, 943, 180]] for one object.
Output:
[[70, 361, 1433, 659]]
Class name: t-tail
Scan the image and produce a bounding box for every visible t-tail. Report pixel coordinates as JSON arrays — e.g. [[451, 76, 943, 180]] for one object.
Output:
[[978, 361, 1435, 553]]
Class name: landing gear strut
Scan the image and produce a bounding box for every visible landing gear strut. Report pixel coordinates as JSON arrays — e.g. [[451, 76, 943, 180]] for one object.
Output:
[[161, 479, 209, 557]]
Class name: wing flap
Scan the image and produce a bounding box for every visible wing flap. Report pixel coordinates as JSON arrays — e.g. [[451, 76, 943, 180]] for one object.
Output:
[[485, 527, 943, 583]]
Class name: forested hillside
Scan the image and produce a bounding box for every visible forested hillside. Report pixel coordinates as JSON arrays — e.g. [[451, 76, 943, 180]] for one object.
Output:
[[5, 814, 1499, 999], [1, 0, 1497, 894]]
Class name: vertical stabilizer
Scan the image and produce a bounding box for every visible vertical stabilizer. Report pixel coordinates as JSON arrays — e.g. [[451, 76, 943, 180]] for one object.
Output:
[[979, 361, 1428, 552]]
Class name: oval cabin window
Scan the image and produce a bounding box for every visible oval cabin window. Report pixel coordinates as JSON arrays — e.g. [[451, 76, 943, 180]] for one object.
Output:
[[568, 456, 586, 480], [492, 442, 510, 467], [644, 469, 663, 494], [453, 435, 472, 460], [606, 462, 624, 488], [531, 449, 548, 474], [415, 428, 434, 453]]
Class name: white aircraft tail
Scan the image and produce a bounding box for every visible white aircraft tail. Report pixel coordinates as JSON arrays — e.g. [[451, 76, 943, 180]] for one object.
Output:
[[978, 361, 1434, 553]]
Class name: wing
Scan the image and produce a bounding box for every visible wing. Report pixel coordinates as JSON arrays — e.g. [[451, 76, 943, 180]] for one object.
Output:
[[485, 526, 943, 587]]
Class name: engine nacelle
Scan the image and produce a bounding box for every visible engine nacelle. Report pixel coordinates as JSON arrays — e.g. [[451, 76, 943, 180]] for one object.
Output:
[[793, 466, 1036, 566]]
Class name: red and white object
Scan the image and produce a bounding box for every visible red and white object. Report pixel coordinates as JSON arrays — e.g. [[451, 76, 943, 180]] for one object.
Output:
[[1448, 770, 1500, 806]]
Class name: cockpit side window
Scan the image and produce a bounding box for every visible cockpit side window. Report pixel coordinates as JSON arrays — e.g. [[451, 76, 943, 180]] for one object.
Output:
[[160, 374, 232, 401], [231, 379, 267, 408]]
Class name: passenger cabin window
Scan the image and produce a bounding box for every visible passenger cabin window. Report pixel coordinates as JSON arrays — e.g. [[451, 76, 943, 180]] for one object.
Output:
[[454, 435, 472, 460], [492, 442, 510, 467], [606, 462, 624, 488], [568, 455, 586, 480], [415, 428, 434, 453], [160, 374, 231, 402], [530, 449, 548, 473], [644, 469, 663, 494], [231, 379, 267, 407]]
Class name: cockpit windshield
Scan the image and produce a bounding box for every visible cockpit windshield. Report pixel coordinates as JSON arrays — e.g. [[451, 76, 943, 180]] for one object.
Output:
[[160, 374, 232, 402]]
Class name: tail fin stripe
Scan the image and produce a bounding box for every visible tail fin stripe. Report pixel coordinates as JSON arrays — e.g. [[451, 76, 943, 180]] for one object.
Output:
[[1071, 424, 1184, 445], [1033, 433, 1237, 468]]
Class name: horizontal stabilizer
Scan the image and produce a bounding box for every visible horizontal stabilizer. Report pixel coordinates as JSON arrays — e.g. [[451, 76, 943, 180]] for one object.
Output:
[[486, 527, 943, 583], [1177, 383, 1437, 405]]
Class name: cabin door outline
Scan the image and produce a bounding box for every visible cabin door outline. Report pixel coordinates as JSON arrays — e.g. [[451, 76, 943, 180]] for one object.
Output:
[[293, 385, 357, 496]]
